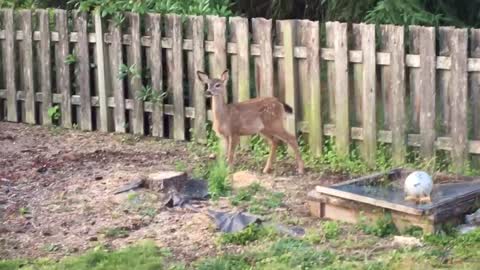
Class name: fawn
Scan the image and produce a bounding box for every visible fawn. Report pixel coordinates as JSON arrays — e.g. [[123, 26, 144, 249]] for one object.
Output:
[[197, 69, 305, 175]]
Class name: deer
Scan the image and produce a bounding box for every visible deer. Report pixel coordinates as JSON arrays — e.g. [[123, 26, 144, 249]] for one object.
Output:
[[197, 69, 305, 175]]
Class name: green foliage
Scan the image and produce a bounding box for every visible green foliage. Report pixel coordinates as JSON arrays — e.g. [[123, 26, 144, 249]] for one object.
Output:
[[219, 224, 274, 245], [68, 0, 233, 19], [358, 213, 397, 237], [229, 183, 263, 206], [47, 105, 61, 121], [322, 221, 340, 240], [365, 0, 443, 25], [118, 64, 141, 83], [0, 241, 165, 270], [103, 227, 129, 239], [197, 238, 336, 270], [64, 53, 77, 65], [207, 159, 230, 199], [136, 85, 167, 104]]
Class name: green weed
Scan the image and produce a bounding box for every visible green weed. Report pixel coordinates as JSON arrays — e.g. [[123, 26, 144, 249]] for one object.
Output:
[[322, 221, 340, 240], [47, 105, 61, 121], [219, 224, 274, 246], [64, 53, 77, 65], [358, 213, 397, 237], [207, 159, 230, 199], [103, 227, 129, 239]]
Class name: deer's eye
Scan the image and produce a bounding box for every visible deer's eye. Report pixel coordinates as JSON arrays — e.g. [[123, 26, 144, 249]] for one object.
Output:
[[215, 83, 221, 88]]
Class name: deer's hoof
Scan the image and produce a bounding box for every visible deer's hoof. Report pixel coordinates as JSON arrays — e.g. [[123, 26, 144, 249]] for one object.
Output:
[[297, 168, 305, 175], [263, 167, 272, 174]]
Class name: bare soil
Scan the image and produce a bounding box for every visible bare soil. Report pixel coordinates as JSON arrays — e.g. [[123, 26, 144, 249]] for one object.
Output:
[[0, 122, 347, 262]]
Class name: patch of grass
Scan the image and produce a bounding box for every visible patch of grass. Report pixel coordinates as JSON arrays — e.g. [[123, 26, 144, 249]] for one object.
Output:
[[229, 183, 264, 206], [358, 213, 397, 237], [0, 241, 166, 270], [103, 227, 129, 239], [219, 224, 275, 246], [322, 221, 340, 240], [197, 238, 336, 270], [43, 243, 61, 253], [19, 207, 29, 216], [175, 161, 188, 172], [248, 191, 285, 215], [207, 159, 231, 199], [127, 192, 139, 203]]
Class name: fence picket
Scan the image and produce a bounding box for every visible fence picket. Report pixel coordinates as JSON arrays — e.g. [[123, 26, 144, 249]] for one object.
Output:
[[38, 10, 52, 125], [4, 9, 17, 122], [305, 20, 322, 156], [109, 19, 126, 133], [471, 29, 480, 166], [55, 10, 72, 128], [382, 25, 406, 165], [333, 22, 350, 157], [192, 16, 206, 143], [94, 10, 109, 132], [148, 13, 164, 138], [438, 27, 455, 135], [168, 14, 185, 140], [129, 13, 144, 135], [451, 29, 468, 171], [252, 18, 274, 97], [361, 24, 377, 167], [280, 20, 297, 135], [19, 10, 35, 124], [74, 11, 92, 131], [419, 26, 436, 160]]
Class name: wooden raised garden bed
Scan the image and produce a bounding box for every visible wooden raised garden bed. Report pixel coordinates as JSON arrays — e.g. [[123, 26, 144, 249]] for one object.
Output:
[[307, 169, 480, 233]]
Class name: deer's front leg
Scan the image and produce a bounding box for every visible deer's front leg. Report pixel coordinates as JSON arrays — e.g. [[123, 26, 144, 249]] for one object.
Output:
[[227, 135, 239, 167]]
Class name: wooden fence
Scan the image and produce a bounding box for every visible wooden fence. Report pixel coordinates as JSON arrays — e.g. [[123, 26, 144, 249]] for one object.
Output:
[[0, 9, 480, 171]]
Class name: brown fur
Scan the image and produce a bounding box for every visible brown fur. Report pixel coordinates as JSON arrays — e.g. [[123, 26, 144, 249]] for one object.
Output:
[[198, 70, 304, 174]]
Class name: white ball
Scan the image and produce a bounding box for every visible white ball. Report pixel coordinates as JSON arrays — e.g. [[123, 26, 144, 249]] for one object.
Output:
[[404, 171, 433, 198]]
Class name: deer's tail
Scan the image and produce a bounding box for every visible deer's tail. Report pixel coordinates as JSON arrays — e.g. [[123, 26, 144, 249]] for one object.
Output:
[[282, 103, 293, 114]]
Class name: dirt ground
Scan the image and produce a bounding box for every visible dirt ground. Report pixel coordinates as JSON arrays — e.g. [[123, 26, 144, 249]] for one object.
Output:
[[0, 121, 347, 262]]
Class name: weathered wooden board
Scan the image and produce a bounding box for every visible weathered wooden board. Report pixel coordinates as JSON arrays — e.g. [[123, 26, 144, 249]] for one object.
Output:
[[55, 9, 72, 128], [38, 10, 52, 125], [252, 18, 274, 97], [148, 13, 164, 138], [74, 11, 92, 131]]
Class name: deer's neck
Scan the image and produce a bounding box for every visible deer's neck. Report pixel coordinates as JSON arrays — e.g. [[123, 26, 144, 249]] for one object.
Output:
[[211, 94, 229, 125]]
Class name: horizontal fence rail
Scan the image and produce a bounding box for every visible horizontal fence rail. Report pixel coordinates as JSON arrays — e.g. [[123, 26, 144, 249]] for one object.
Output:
[[0, 9, 480, 172]]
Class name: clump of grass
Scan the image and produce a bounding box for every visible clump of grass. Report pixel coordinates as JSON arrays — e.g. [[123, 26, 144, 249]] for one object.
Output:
[[103, 227, 129, 239], [358, 213, 397, 237], [0, 241, 166, 270], [219, 224, 275, 246], [207, 159, 231, 199], [322, 220, 340, 240], [229, 183, 264, 206], [247, 191, 285, 216]]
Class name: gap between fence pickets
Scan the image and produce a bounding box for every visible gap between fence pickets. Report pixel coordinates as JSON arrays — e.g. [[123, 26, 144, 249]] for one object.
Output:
[[2, 29, 480, 71], [1, 89, 480, 155]]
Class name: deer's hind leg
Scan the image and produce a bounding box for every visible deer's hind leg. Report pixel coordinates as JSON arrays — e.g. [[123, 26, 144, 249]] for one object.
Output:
[[274, 129, 305, 175], [227, 135, 239, 167], [260, 132, 280, 174]]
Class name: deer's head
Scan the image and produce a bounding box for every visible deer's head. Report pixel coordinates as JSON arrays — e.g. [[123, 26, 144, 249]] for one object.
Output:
[[197, 70, 229, 97]]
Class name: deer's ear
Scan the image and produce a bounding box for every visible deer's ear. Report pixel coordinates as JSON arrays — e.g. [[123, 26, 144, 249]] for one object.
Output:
[[197, 71, 209, 84], [220, 69, 229, 83]]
